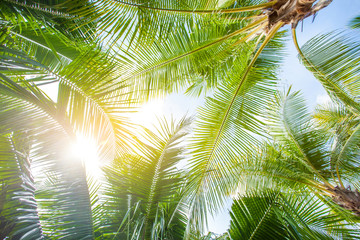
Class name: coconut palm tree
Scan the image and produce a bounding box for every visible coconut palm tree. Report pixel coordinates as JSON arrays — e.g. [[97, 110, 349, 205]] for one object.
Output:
[[237, 89, 360, 217], [1, 0, 360, 238], [0, 1, 138, 238]]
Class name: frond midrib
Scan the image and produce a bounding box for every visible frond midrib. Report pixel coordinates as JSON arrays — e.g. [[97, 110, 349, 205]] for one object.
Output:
[[191, 22, 282, 206]]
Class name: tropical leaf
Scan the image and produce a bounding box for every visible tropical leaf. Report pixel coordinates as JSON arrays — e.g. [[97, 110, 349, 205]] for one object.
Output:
[[1, 38, 136, 158], [0, 46, 105, 239], [349, 15, 360, 29], [0, 0, 96, 42], [267, 90, 331, 177], [314, 102, 360, 182], [237, 142, 321, 193], [0, 81, 95, 238], [296, 29, 360, 113], [229, 191, 287, 240], [107, 7, 269, 99], [63, 0, 271, 49], [228, 191, 360, 240], [314, 102, 355, 134], [0, 133, 43, 239], [101, 117, 191, 239], [184, 29, 286, 235]]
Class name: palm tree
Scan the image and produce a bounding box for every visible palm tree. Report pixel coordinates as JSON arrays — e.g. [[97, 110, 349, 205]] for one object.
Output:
[[1, 0, 360, 238], [237, 89, 360, 216], [0, 1, 138, 238]]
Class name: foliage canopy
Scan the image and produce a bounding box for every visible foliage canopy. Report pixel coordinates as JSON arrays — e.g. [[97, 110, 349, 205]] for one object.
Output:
[[1, 0, 360, 239]]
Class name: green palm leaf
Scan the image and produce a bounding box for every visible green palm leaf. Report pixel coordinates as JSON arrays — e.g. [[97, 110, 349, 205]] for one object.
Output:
[[185, 29, 286, 234], [229, 191, 287, 240], [64, 0, 270, 49], [0, 133, 43, 239], [350, 15, 360, 29], [295, 29, 360, 113], [267, 90, 331, 178], [314, 102, 360, 185], [1, 0, 96, 42], [229, 191, 360, 240], [314, 102, 355, 133], [107, 11, 267, 99], [0, 79, 95, 238], [102, 117, 190, 239]]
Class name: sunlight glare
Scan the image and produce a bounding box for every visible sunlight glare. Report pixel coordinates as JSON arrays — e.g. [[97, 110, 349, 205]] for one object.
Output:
[[71, 134, 102, 177], [131, 99, 164, 129]]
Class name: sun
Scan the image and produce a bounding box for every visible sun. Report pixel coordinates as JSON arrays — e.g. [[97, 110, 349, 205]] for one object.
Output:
[[70, 133, 102, 177]]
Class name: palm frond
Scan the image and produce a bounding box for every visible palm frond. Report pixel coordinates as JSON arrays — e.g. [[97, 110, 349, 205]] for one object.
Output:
[[2, 38, 136, 158], [229, 191, 287, 240], [1, 0, 97, 42], [107, 12, 268, 99], [267, 90, 331, 181], [237, 143, 324, 193], [35, 163, 95, 238], [0, 90, 95, 238], [314, 102, 360, 183], [314, 102, 355, 133], [63, 0, 268, 49], [294, 29, 360, 114], [331, 121, 360, 183], [0, 49, 111, 239], [349, 15, 360, 29], [228, 191, 360, 240], [101, 117, 191, 239], [0, 133, 43, 239], [185, 29, 286, 234]]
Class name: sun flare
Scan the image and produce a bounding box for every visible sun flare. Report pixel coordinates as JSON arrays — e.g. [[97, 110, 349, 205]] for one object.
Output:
[[71, 134, 102, 176], [132, 99, 164, 129]]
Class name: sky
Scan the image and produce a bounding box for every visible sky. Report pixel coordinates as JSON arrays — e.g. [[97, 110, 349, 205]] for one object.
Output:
[[39, 0, 360, 235]]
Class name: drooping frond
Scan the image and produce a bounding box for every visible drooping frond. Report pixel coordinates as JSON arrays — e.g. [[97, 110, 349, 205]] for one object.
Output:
[[35, 161, 95, 238], [228, 191, 360, 240], [294, 29, 360, 114], [0, 133, 43, 239], [0, 37, 118, 240], [185, 29, 286, 234], [0, 77, 95, 238], [101, 117, 191, 239], [267, 90, 331, 182], [1, 37, 136, 158]]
